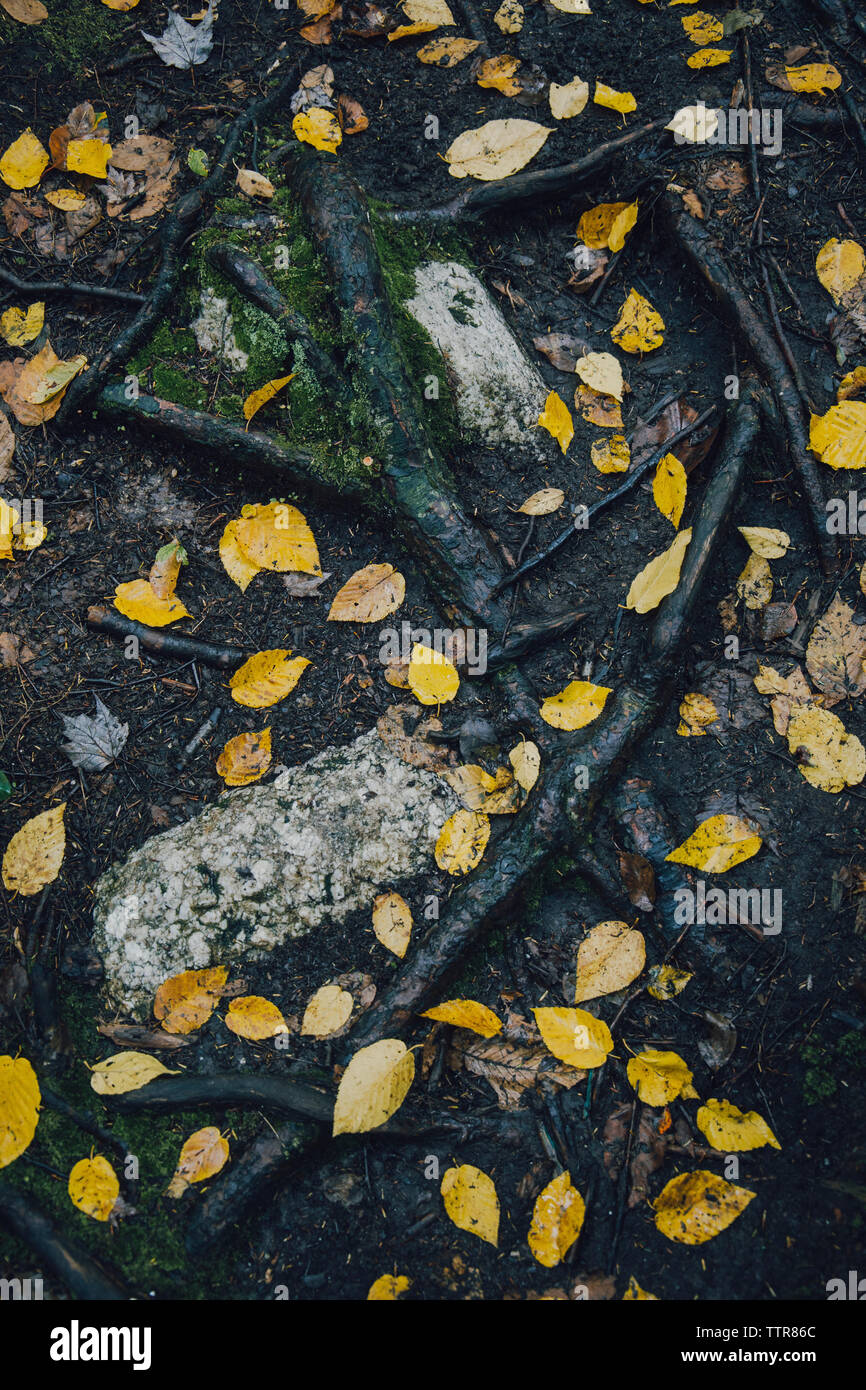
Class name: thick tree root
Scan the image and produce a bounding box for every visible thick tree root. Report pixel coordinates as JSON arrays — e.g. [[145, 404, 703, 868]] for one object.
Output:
[[664, 198, 837, 576], [0, 1184, 131, 1300]]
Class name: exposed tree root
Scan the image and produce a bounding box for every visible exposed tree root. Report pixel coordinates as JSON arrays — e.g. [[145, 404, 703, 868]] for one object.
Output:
[[0, 1184, 131, 1300], [0, 265, 146, 306]]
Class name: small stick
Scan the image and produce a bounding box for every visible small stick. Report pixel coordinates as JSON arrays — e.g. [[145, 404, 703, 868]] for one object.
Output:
[[0, 265, 146, 307], [86, 604, 249, 670], [177, 705, 222, 770]]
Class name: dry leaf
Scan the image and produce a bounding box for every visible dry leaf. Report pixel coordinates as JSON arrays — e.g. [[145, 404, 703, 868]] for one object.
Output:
[[445, 119, 551, 181], [435, 808, 490, 874], [537, 390, 574, 453], [90, 1051, 179, 1095], [626, 530, 692, 613], [2, 803, 65, 895], [574, 921, 645, 1002], [328, 563, 405, 622], [166, 1126, 229, 1197], [519, 488, 564, 515], [372, 891, 413, 958], [441, 1164, 499, 1244], [301, 984, 354, 1037], [333, 1038, 415, 1135]]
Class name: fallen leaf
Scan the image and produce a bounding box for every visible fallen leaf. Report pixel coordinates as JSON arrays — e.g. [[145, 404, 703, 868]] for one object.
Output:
[[0, 302, 44, 346], [435, 808, 490, 874], [301, 984, 354, 1036], [575, 383, 623, 429], [518, 488, 565, 515], [738, 525, 789, 558], [681, 10, 724, 43], [293, 106, 342, 152], [441, 1164, 499, 1244], [333, 1038, 415, 1134], [537, 390, 574, 453], [423, 999, 503, 1037], [236, 168, 275, 199], [626, 530, 692, 613], [653, 452, 687, 527], [591, 434, 631, 474], [417, 36, 480, 64], [696, 1098, 780, 1151], [647, 964, 693, 1000], [230, 651, 311, 708], [154, 966, 228, 1035], [337, 94, 369, 135], [574, 921, 645, 1002], [627, 1049, 699, 1105], [809, 402, 866, 470], [328, 563, 405, 622], [142, 1, 215, 68], [805, 595, 866, 702], [113, 577, 190, 627], [766, 62, 841, 94], [224, 995, 287, 1040], [60, 697, 129, 772], [166, 1126, 229, 1197], [0, 129, 49, 190], [594, 83, 636, 115], [665, 104, 720, 143], [372, 891, 413, 958], [242, 374, 295, 424], [68, 1155, 119, 1221], [611, 287, 665, 353], [534, 1007, 613, 1068], [367, 1274, 411, 1299], [623, 1276, 658, 1299], [447, 1028, 584, 1107], [666, 813, 761, 872], [0, 0, 47, 21], [0, 1055, 40, 1168], [216, 728, 273, 786], [550, 76, 590, 120], [687, 46, 732, 67], [540, 679, 611, 730], [408, 643, 460, 705], [90, 1051, 179, 1095], [654, 1170, 755, 1244], [445, 118, 552, 181], [576, 200, 637, 252], [736, 553, 773, 610], [2, 803, 65, 895], [786, 705, 866, 792], [528, 1171, 585, 1267], [232, 501, 321, 575], [677, 691, 718, 736]]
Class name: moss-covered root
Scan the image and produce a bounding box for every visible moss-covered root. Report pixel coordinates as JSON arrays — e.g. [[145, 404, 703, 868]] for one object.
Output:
[[0, 1183, 132, 1300]]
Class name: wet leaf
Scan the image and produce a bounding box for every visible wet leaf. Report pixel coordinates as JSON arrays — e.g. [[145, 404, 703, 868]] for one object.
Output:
[[696, 1098, 780, 1151], [816, 238, 865, 305], [0, 1055, 40, 1168], [493, 0, 522, 30], [408, 643, 460, 705], [594, 84, 636, 114], [677, 691, 719, 736], [681, 10, 723, 43], [242, 374, 294, 422], [216, 728, 273, 786], [666, 813, 761, 873], [0, 301, 44, 346], [540, 679, 611, 731], [738, 525, 789, 559], [687, 46, 732, 67], [333, 1038, 415, 1135], [654, 1170, 755, 1244], [422, 999, 503, 1036], [435, 808, 490, 874], [230, 651, 311, 708], [653, 453, 687, 527], [591, 434, 630, 473], [0, 129, 49, 189], [647, 964, 693, 1000], [142, 1, 215, 68], [114, 576, 190, 627], [154, 966, 229, 1035], [445, 118, 551, 180], [626, 530, 692, 613], [809, 402, 866, 470], [367, 1274, 411, 1299], [166, 1126, 229, 1197], [90, 1051, 179, 1095], [611, 287, 665, 353], [623, 1276, 658, 1299], [534, 1007, 613, 1068], [233, 501, 321, 576], [236, 168, 275, 199], [574, 921, 645, 1002], [508, 739, 540, 791], [736, 553, 773, 610], [372, 891, 413, 958], [301, 984, 354, 1037], [537, 390, 574, 453], [68, 1155, 119, 1221], [441, 1164, 499, 1244], [627, 1049, 699, 1105], [417, 35, 480, 64], [575, 350, 623, 401], [766, 62, 841, 94], [528, 1171, 585, 1267], [576, 200, 637, 253], [786, 705, 866, 792], [443, 764, 521, 813], [618, 849, 656, 911], [805, 595, 866, 701], [2, 803, 65, 895]]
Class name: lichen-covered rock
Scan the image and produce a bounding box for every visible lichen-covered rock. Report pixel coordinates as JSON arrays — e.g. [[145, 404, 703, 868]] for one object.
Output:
[[404, 260, 548, 457], [191, 286, 248, 371], [93, 729, 459, 1016]]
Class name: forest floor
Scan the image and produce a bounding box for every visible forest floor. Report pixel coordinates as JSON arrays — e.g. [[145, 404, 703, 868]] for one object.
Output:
[[0, 0, 865, 1303]]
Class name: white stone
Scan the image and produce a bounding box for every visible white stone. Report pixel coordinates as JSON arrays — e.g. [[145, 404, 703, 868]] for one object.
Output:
[[405, 260, 548, 456], [191, 286, 249, 371], [93, 729, 458, 1016]]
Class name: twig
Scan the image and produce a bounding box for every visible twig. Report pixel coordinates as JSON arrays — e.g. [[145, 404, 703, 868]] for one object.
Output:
[[86, 605, 248, 670], [0, 265, 146, 306]]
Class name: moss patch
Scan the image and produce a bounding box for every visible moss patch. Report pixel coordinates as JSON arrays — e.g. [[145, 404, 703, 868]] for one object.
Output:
[[0, 0, 125, 74]]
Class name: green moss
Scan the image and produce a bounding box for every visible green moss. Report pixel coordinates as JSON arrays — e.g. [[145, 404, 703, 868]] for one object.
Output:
[[151, 365, 207, 411], [0, 0, 124, 73], [802, 1030, 866, 1106]]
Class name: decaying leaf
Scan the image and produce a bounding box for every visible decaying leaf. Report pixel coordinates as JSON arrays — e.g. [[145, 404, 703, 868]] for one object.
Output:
[[435, 808, 490, 874], [647, 964, 693, 1000], [550, 76, 590, 120], [216, 728, 273, 786], [142, 1, 215, 68], [786, 704, 866, 793], [446, 1026, 584, 1107], [0, 301, 44, 346], [2, 803, 66, 896], [809, 402, 866, 470], [611, 287, 665, 353], [575, 351, 623, 401], [576, 200, 637, 253], [805, 595, 866, 702], [90, 1051, 180, 1096], [654, 1170, 755, 1244], [591, 434, 630, 474], [68, 1155, 119, 1222], [665, 813, 761, 873], [166, 1126, 229, 1198], [443, 764, 521, 814], [736, 553, 773, 610], [417, 35, 480, 65], [328, 563, 405, 622], [766, 62, 841, 94], [574, 921, 645, 1002], [333, 1038, 415, 1135], [0, 1054, 40, 1169], [528, 1171, 585, 1267], [154, 966, 229, 1035], [441, 1163, 499, 1245], [618, 849, 655, 912], [60, 697, 128, 772], [627, 1049, 699, 1106]]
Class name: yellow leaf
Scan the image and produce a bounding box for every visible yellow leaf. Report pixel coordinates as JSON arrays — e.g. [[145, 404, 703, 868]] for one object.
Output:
[[167, 1126, 229, 1197], [441, 1163, 499, 1244], [443, 763, 521, 813], [576, 200, 637, 251], [2, 803, 66, 895], [219, 519, 262, 592], [216, 728, 273, 786], [154, 966, 228, 1035], [677, 691, 718, 736], [233, 501, 321, 575], [628, 1049, 699, 1105], [292, 106, 342, 153], [647, 964, 693, 1000], [434, 808, 490, 874], [611, 287, 665, 353], [417, 35, 480, 64], [626, 529, 692, 613], [687, 46, 732, 67], [837, 365, 866, 402], [519, 487, 564, 515], [696, 1098, 780, 1152], [445, 118, 552, 181], [681, 10, 723, 43], [236, 168, 275, 200], [665, 104, 719, 143], [549, 0, 590, 10], [540, 678, 611, 730], [575, 383, 623, 429], [653, 452, 687, 527], [738, 525, 790, 558], [736, 553, 773, 609], [528, 1170, 585, 1267], [575, 350, 623, 400], [0, 302, 44, 346], [230, 651, 310, 708], [18, 344, 86, 405], [333, 1038, 415, 1135], [534, 1006, 613, 1068], [623, 1276, 658, 1299], [786, 704, 866, 793], [574, 920, 645, 1003], [224, 995, 288, 1040], [114, 578, 191, 627], [90, 1051, 179, 1096], [665, 812, 761, 873], [66, 138, 112, 178], [367, 1274, 412, 1299], [782, 62, 842, 94], [493, 0, 522, 31], [0, 129, 49, 189], [508, 739, 540, 791], [407, 642, 460, 705], [476, 55, 523, 96], [372, 891, 413, 958], [301, 984, 354, 1037], [593, 83, 636, 115], [654, 1170, 755, 1244], [242, 373, 295, 424], [591, 433, 631, 473], [68, 1155, 119, 1221], [402, 0, 455, 20], [809, 401, 866, 470], [422, 999, 503, 1037], [101, 0, 140, 8], [549, 76, 590, 120], [388, 20, 440, 38], [816, 238, 865, 305], [328, 563, 405, 622], [537, 389, 574, 453], [0, 1055, 40, 1169]]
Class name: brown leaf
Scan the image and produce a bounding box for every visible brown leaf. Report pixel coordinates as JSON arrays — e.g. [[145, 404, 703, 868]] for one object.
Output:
[[533, 332, 589, 372], [301, 5, 341, 42], [0, 415, 14, 480], [446, 1025, 584, 1109], [628, 1105, 668, 1207], [631, 396, 718, 472], [342, 1, 393, 36], [681, 189, 705, 219], [337, 93, 369, 135], [705, 160, 748, 195], [48, 125, 70, 171], [3, 193, 46, 236], [376, 703, 459, 774], [96, 1023, 193, 1051], [617, 849, 656, 912]]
